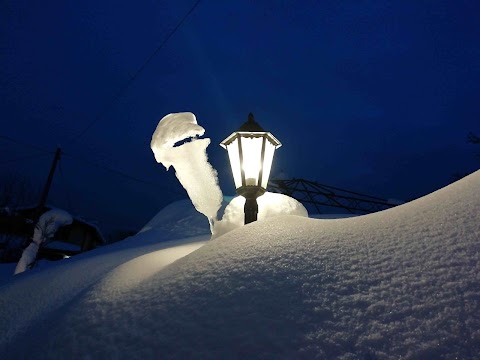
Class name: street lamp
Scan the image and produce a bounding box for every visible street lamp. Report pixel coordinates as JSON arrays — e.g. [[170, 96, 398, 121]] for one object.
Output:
[[221, 113, 282, 224]]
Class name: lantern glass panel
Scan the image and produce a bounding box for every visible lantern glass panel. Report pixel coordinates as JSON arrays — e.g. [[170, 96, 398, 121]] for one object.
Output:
[[260, 139, 276, 189], [240, 136, 264, 186], [225, 138, 242, 189]]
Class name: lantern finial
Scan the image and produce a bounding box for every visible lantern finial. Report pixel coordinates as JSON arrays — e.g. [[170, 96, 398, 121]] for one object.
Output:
[[239, 112, 265, 132]]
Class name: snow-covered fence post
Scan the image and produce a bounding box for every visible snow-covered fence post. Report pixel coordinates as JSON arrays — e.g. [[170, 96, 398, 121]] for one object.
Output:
[[151, 112, 223, 233], [14, 209, 73, 275]]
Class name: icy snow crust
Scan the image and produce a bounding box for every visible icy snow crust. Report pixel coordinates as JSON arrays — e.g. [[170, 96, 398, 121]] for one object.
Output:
[[1, 171, 480, 359]]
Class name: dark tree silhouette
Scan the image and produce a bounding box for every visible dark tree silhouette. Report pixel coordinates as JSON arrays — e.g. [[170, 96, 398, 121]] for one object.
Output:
[[451, 132, 480, 182], [0, 176, 40, 262], [468, 132, 480, 159], [468, 132, 480, 144], [0, 175, 39, 209]]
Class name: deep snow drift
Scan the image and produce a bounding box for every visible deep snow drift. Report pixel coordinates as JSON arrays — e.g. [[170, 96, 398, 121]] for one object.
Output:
[[138, 199, 212, 241], [1, 171, 479, 359]]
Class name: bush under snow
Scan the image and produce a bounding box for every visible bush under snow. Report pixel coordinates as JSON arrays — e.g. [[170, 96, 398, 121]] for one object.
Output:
[[14, 209, 73, 275]]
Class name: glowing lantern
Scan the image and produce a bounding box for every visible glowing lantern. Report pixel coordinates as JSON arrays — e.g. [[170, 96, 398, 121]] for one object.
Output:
[[221, 113, 282, 224]]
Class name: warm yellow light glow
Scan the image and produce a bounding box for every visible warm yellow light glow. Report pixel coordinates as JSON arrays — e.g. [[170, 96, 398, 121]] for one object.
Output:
[[221, 130, 281, 191], [225, 139, 242, 188], [240, 136, 263, 186], [260, 140, 276, 188]]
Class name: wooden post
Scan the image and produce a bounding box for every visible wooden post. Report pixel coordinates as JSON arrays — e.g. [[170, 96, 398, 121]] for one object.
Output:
[[37, 147, 61, 213]]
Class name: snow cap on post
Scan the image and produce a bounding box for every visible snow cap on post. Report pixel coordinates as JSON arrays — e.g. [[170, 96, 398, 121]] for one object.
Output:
[[151, 112, 205, 170], [150, 112, 223, 228]]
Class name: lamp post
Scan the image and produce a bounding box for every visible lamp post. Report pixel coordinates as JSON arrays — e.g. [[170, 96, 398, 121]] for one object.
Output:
[[221, 113, 282, 224]]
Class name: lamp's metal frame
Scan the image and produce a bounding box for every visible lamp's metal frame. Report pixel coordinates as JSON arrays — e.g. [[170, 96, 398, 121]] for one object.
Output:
[[221, 113, 281, 224]]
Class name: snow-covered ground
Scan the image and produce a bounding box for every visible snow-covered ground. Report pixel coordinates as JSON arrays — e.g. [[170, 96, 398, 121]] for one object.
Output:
[[0, 171, 479, 359]]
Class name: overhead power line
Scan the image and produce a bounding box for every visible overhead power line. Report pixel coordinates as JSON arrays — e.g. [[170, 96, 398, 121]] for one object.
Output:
[[0, 135, 182, 196], [62, 152, 183, 195], [0, 135, 53, 154], [70, 0, 202, 145], [0, 153, 52, 165]]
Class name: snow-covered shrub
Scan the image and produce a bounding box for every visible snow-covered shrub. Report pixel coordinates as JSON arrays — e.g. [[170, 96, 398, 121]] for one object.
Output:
[[14, 209, 73, 275]]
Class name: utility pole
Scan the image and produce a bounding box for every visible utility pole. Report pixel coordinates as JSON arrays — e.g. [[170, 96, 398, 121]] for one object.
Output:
[[37, 147, 61, 214]]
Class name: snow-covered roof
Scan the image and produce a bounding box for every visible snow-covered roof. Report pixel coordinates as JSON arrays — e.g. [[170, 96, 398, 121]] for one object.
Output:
[[0, 170, 479, 358]]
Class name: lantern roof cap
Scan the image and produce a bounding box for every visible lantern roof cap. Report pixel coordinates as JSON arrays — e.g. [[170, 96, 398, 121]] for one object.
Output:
[[237, 113, 265, 132], [220, 112, 282, 148]]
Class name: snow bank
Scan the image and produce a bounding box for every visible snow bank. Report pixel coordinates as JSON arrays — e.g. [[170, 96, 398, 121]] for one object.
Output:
[[310, 213, 358, 219], [0, 233, 208, 349], [1, 171, 479, 359], [151, 112, 223, 224], [138, 199, 213, 240]]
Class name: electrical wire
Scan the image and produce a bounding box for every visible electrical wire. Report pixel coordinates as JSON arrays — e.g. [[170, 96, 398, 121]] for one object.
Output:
[[62, 152, 183, 196], [0, 135, 183, 197], [69, 0, 202, 145], [0, 153, 51, 165], [0, 135, 53, 154]]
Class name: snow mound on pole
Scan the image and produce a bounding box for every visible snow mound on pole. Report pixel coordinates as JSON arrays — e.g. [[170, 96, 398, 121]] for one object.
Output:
[[151, 112, 223, 225]]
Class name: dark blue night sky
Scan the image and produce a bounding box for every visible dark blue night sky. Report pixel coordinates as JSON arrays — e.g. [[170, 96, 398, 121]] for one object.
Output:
[[1, 1, 479, 234]]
